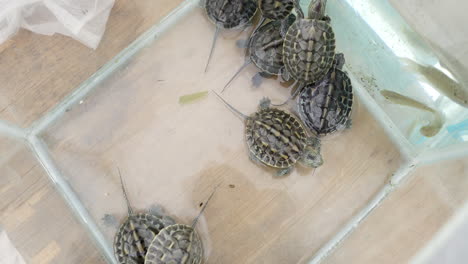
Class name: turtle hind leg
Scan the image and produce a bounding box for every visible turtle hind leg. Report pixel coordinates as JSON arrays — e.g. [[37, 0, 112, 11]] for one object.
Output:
[[276, 167, 293, 177], [236, 39, 249, 49], [249, 152, 265, 167], [259, 97, 271, 110], [252, 72, 275, 88], [345, 118, 352, 129], [252, 72, 264, 88]]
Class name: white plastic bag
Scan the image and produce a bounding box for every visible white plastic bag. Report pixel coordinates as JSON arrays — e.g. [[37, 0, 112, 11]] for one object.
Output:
[[0, 0, 115, 49]]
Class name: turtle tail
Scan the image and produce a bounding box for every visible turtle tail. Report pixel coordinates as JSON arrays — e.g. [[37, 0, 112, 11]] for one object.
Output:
[[212, 91, 249, 120], [191, 183, 220, 228], [117, 167, 134, 216], [205, 27, 220, 73], [222, 60, 252, 92]]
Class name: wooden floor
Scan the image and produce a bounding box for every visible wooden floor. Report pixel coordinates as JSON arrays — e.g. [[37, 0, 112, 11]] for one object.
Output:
[[326, 158, 468, 264], [0, 0, 184, 128], [0, 1, 467, 264]]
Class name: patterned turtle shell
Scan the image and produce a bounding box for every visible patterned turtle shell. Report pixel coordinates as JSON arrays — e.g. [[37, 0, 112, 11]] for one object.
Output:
[[297, 55, 353, 136], [114, 213, 176, 264], [259, 0, 295, 20], [282, 0, 335, 84], [246, 107, 308, 169], [144, 224, 203, 264], [205, 0, 258, 29], [249, 19, 289, 75]]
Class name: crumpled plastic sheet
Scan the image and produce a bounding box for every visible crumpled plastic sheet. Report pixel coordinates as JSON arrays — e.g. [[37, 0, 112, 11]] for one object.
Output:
[[0, 0, 115, 49], [0, 229, 25, 264]]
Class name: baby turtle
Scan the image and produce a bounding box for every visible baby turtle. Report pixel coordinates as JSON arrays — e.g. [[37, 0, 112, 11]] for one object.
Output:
[[144, 186, 219, 264], [297, 53, 353, 136], [204, 0, 258, 72], [282, 0, 336, 84], [223, 14, 296, 91], [144, 224, 203, 264], [213, 92, 323, 176], [259, 0, 295, 21], [114, 169, 176, 264], [251, 0, 295, 34]]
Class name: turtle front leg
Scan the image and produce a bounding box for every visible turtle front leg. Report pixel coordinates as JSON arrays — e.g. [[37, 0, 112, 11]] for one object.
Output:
[[236, 39, 249, 49], [253, 71, 275, 87], [345, 118, 352, 129]]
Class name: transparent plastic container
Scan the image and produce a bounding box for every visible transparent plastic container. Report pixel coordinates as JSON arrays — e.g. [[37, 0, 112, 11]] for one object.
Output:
[[0, 0, 466, 263]]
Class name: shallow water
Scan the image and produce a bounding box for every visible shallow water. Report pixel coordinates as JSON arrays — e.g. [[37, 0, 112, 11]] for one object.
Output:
[[37, 4, 406, 263], [326, 0, 468, 154]]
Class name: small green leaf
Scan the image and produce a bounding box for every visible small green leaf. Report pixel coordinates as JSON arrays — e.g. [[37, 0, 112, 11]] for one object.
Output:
[[179, 91, 208, 104]]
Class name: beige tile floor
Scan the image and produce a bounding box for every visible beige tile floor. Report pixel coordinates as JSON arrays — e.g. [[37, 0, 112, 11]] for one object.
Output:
[[0, 137, 105, 263], [326, 157, 468, 264], [0, 1, 466, 263]]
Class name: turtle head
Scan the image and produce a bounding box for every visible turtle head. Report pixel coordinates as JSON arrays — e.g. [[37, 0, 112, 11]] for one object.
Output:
[[308, 0, 328, 20], [300, 139, 323, 168]]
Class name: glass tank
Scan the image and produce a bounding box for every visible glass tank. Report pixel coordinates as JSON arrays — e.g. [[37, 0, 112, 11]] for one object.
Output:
[[0, 0, 466, 263]]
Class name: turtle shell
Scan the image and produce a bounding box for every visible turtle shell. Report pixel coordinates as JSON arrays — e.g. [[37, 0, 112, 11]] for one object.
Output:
[[114, 213, 176, 264], [297, 68, 353, 136], [259, 0, 294, 20], [249, 14, 296, 75], [205, 0, 258, 29], [144, 224, 203, 264], [283, 18, 336, 84], [245, 107, 308, 168], [249, 20, 285, 75]]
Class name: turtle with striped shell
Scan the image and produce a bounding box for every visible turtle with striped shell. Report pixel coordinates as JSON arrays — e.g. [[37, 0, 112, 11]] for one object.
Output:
[[144, 224, 203, 264], [259, 0, 295, 21], [113, 170, 176, 264], [296, 53, 354, 136], [223, 13, 296, 90], [144, 186, 218, 264], [214, 92, 323, 176], [204, 0, 258, 72], [250, 0, 295, 34], [282, 0, 336, 85]]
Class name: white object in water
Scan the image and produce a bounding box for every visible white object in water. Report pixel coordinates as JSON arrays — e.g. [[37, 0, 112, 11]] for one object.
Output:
[[0, 0, 115, 49]]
